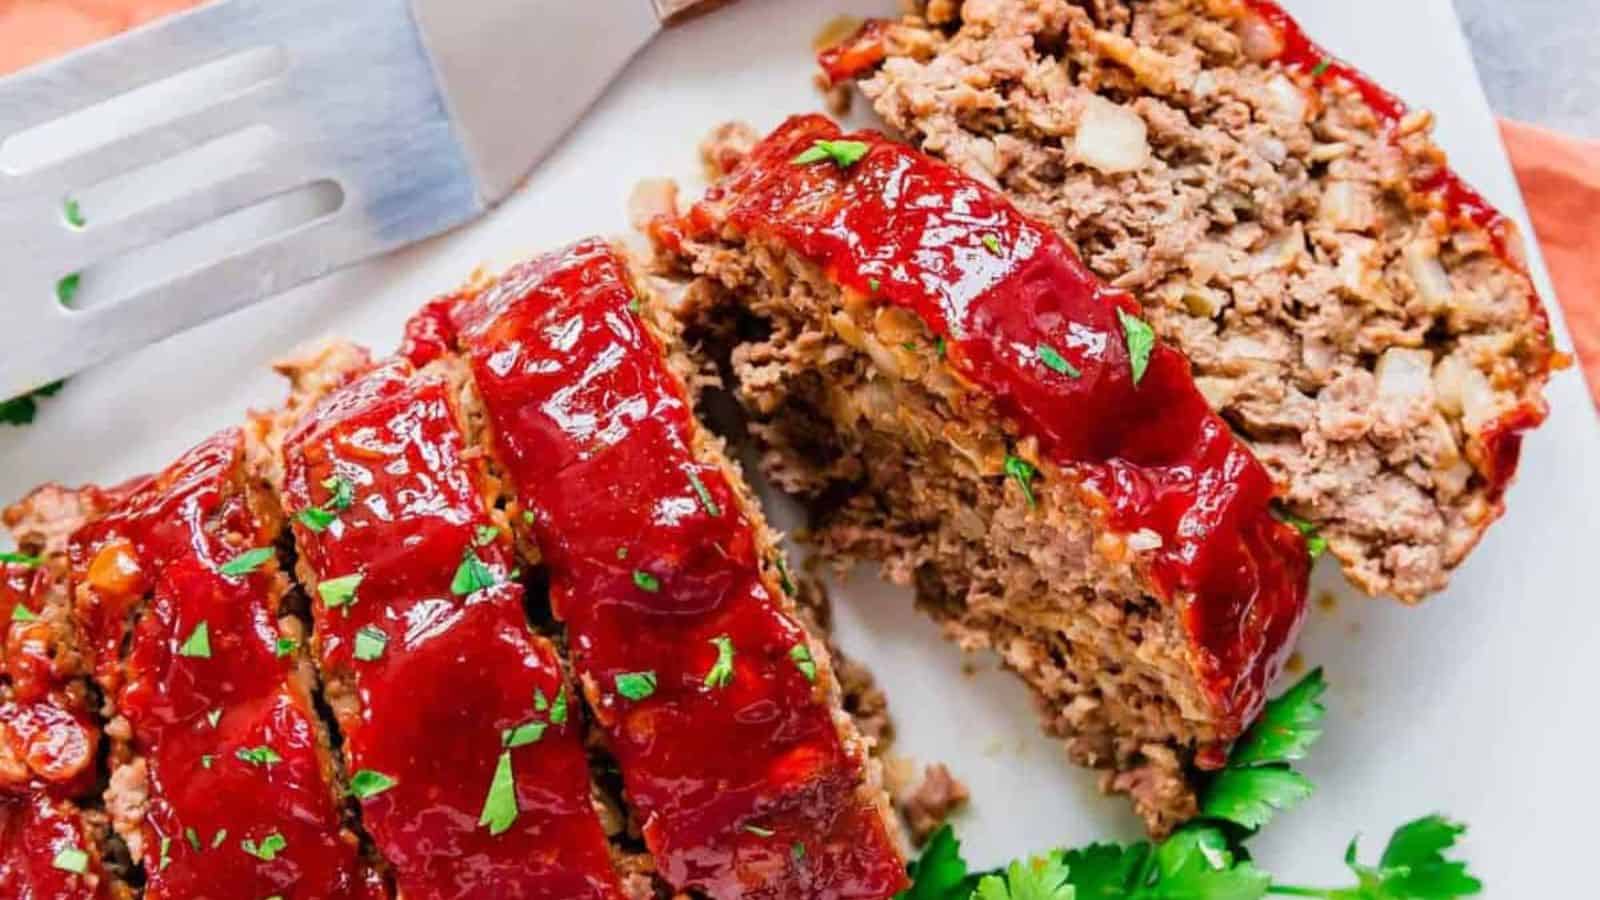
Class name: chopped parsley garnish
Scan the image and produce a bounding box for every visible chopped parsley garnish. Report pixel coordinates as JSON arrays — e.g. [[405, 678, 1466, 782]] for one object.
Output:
[[10, 604, 38, 622], [1199, 668, 1325, 830], [56, 274, 80, 306], [0, 550, 41, 567], [1116, 308, 1155, 386], [322, 475, 355, 510], [1036, 343, 1081, 378], [521, 510, 536, 526], [478, 750, 518, 835], [615, 671, 657, 701], [158, 836, 171, 870], [1003, 455, 1039, 508], [789, 643, 817, 683], [63, 199, 86, 229], [177, 622, 212, 658], [975, 851, 1074, 900], [201, 754, 214, 769], [981, 234, 1003, 256], [474, 524, 500, 546], [1274, 509, 1329, 560], [211, 829, 227, 848], [296, 506, 336, 532], [236, 745, 282, 767], [534, 688, 549, 712], [241, 833, 286, 862], [206, 708, 222, 728], [936, 336, 948, 359], [791, 138, 871, 168], [318, 573, 363, 609], [703, 635, 735, 689], [350, 769, 397, 800], [775, 557, 796, 596], [1, 380, 66, 426], [353, 625, 388, 662], [616, 547, 629, 560], [745, 825, 776, 838], [220, 547, 274, 577], [503, 721, 547, 748], [869, 277, 881, 293], [274, 637, 298, 658], [51, 846, 88, 874], [792, 842, 806, 861], [1311, 57, 1333, 77], [687, 469, 723, 517], [632, 570, 661, 593], [628, 296, 643, 313], [451, 551, 497, 596], [549, 685, 569, 725], [185, 827, 201, 852]]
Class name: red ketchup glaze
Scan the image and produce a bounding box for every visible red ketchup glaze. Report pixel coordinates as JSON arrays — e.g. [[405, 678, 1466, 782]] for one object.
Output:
[[281, 359, 624, 900], [1237, 0, 1555, 498], [0, 794, 114, 900], [70, 430, 384, 900], [817, 19, 890, 86], [411, 239, 908, 900], [1, 564, 98, 799], [673, 116, 1309, 738]]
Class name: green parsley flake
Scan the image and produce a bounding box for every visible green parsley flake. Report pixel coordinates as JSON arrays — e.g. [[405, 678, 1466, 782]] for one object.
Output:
[[869, 277, 881, 293], [1036, 343, 1081, 378], [503, 721, 547, 748], [220, 547, 274, 577], [687, 469, 722, 517], [321, 475, 355, 510], [211, 829, 227, 849], [1275, 509, 1329, 560], [615, 671, 657, 701], [533, 688, 549, 712], [791, 138, 871, 168], [632, 570, 661, 593], [745, 825, 775, 838], [981, 234, 1003, 256], [549, 685, 569, 726], [521, 510, 536, 526], [350, 769, 397, 800], [318, 573, 363, 609], [0, 550, 42, 567], [241, 832, 286, 862], [274, 637, 298, 658], [1003, 455, 1039, 508], [236, 745, 282, 767], [10, 604, 38, 623], [478, 750, 519, 835], [792, 842, 806, 861], [206, 708, 222, 728], [177, 621, 212, 658], [353, 625, 388, 662], [1311, 57, 1333, 77], [936, 335, 948, 359], [185, 827, 201, 852], [63, 199, 86, 229], [158, 836, 171, 870], [296, 506, 336, 533], [703, 635, 735, 689], [1116, 308, 1155, 386], [774, 557, 796, 596], [51, 846, 88, 874], [474, 524, 500, 546], [789, 643, 817, 683], [200, 754, 214, 769], [55, 274, 80, 307], [451, 551, 497, 596], [974, 851, 1074, 900]]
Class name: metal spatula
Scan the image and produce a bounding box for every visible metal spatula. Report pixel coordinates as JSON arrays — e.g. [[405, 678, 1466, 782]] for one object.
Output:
[[0, 0, 711, 398]]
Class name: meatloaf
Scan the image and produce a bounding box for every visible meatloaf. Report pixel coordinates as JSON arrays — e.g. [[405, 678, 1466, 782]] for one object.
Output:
[[650, 114, 1311, 835], [819, 0, 1559, 601], [402, 238, 908, 899]]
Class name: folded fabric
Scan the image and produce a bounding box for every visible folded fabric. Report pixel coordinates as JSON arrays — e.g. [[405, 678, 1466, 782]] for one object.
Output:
[[0, 0, 202, 76], [1499, 118, 1599, 409]]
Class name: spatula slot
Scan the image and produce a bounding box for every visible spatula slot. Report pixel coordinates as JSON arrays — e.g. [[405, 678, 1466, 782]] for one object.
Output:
[[63, 124, 282, 231]]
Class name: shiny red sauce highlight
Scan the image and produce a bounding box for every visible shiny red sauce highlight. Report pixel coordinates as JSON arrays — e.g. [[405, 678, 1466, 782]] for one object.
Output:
[[0, 794, 114, 899], [282, 359, 624, 900], [673, 116, 1309, 737], [70, 430, 383, 900], [410, 239, 908, 900]]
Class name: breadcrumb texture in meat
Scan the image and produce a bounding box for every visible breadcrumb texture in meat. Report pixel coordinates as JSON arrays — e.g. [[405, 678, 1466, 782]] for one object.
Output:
[[823, 0, 1558, 601]]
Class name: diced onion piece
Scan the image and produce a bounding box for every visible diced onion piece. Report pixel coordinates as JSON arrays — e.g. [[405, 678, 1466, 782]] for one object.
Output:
[[1237, 14, 1286, 62], [1127, 528, 1163, 552], [1265, 73, 1309, 121], [1073, 95, 1150, 175], [1375, 348, 1434, 402], [1318, 181, 1376, 232], [1404, 240, 1455, 310], [1433, 354, 1497, 429]]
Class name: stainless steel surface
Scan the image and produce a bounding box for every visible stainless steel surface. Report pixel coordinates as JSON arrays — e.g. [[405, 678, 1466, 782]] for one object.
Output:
[[0, 0, 685, 398], [1455, 0, 1600, 138]]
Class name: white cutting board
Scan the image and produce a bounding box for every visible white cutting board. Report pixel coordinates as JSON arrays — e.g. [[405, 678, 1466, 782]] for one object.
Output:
[[3, 0, 1596, 893]]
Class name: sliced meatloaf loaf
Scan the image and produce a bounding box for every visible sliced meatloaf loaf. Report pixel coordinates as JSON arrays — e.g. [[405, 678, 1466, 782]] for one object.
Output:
[[650, 115, 1311, 835], [69, 429, 385, 899], [819, 0, 1559, 601], [402, 238, 909, 899], [266, 350, 628, 899]]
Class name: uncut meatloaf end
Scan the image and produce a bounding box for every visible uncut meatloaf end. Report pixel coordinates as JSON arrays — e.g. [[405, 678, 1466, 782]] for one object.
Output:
[[402, 239, 908, 899], [650, 115, 1311, 836], [819, 0, 1560, 601]]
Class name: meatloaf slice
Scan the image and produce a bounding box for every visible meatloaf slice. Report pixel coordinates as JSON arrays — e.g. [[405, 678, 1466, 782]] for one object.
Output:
[[69, 429, 385, 899], [269, 351, 628, 899], [819, 0, 1559, 601], [404, 239, 909, 899], [650, 115, 1310, 835]]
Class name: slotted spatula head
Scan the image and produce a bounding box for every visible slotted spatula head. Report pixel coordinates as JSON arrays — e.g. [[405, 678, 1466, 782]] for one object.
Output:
[[0, 0, 702, 398]]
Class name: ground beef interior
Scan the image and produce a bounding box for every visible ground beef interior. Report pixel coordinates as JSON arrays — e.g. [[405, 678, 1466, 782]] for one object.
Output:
[[829, 0, 1558, 601]]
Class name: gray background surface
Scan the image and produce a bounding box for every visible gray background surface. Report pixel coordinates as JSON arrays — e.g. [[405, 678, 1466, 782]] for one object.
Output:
[[1457, 0, 1600, 137]]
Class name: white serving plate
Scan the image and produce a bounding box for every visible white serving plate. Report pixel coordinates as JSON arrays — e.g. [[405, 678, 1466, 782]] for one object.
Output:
[[3, 0, 1597, 892]]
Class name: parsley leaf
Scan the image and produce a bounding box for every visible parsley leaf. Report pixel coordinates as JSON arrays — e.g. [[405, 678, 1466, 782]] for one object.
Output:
[[790, 642, 818, 683], [1059, 843, 1148, 898], [451, 552, 497, 596], [56, 274, 80, 307], [1004, 455, 1039, 508], [549, 685, 569, 725], [177, 622, 212, 658], [974, 851, 1075, 900], [297, 506, 336, 532], [1310, 58, 1333, 78], [704, 635, 735, 689], [220, 547, 274, 577], [1036, 344, 1081, 378], [241, 833, 286, 862], [1, 550, 42, 567], [10, 604, 39, 622], [236, 745, 282, 767], [350, 769, 397, 800], [51, 846, 88, 874], [1116, 308, 1155, 386], [1346, 816, 1483, 898], [981, 234, 1003, 256], [1273, 509, 1329, 560], [503, 721, 547, 748], [1, 381, 67, 427], [63, 199, 86, 229], [615, 671, 657, 701], [632, 569, 661, 593], [353, 625, 388, 662], [1202, 766, 1314, 831], [322, 475, 355, 510], [1229, 668, 1326, 767], [274, 637, 298, 658], [318, 573, 363, 609], [792, 139, 871, 168], [687, 469, 723, 517], [898, 825, 984, 900], [478, 750, 518, 835]]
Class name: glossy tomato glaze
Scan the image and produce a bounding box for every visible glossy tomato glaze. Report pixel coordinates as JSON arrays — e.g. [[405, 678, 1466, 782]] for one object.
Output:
[[406, 239, 908, 900], [1, 562, 97, 800], [69, 430, 383, 900], [0, 794, 115, 900], [281, 359, 624, 900], [660, 116, 1309, 739]]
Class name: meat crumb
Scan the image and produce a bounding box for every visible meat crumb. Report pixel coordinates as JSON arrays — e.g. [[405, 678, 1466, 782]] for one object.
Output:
[[898, 763, 970, 846]]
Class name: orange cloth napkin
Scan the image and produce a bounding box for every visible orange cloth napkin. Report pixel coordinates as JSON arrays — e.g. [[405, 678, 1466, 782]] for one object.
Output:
[[1499, 118, 1600, 409], [0, 1, 202, 76]]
